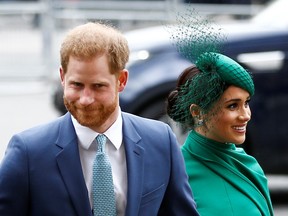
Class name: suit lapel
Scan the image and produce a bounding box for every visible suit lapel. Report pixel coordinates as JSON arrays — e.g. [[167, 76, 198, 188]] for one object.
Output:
[[55, 113, 92, 216], [122, 113, 145, 216]]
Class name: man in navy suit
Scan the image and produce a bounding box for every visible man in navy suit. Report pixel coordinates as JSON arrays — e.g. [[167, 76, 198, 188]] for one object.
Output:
[[0, 22, 199, 216]]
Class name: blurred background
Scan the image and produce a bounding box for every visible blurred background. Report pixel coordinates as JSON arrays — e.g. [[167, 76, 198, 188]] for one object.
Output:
[[0, 0, 287, 213]]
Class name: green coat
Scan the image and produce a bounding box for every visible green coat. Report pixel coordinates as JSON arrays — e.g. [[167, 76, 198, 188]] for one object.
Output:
[[182, 131, 274, 216]]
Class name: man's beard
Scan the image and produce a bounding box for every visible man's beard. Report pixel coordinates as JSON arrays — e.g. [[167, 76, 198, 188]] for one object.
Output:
[[63, 96, 117, 129]]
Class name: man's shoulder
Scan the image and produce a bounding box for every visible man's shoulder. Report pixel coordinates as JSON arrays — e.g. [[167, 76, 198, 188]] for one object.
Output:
[[122, 112, 167, 127], [121, 112, 174, 139], [15, 114, 69, 141]]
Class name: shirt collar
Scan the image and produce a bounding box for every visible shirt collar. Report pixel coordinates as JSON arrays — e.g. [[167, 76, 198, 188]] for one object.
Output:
[[71, 108, 123, 150]]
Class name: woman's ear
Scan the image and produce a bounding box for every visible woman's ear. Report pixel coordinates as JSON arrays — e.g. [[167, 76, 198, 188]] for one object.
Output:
[[190, 104, 201, 117], [190, 104, 204, 127]]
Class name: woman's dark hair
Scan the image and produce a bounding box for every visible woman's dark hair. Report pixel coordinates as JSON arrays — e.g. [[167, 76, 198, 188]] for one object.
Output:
[[167, 64, 230, 129], [166, 65, 200, 124]]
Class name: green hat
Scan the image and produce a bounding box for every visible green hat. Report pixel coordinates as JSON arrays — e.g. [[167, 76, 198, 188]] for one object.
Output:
[[196, 52, 254, 96]]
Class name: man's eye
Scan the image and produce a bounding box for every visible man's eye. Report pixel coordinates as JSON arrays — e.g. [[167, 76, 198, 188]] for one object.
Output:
[[72, 82, 82, 87], [94, 84, 105, 89]]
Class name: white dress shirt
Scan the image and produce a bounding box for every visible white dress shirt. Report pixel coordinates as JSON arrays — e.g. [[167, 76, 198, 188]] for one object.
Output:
[[71, 110, 127, 216]]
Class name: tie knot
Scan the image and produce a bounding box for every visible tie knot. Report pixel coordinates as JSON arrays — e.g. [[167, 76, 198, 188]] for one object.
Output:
[[96, 134, 106, 152]]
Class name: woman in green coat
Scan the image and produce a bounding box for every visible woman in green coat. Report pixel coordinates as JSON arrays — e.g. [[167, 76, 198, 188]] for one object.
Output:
[[166, 52, 274, 216]]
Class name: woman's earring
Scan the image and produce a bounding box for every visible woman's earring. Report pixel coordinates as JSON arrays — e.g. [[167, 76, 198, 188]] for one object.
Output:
[[195, 116, 204, 127], [197, 119, 204, 127], [197, 119, 204, 126]]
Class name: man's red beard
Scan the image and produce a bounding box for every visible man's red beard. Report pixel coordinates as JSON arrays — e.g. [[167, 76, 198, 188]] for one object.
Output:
[[63, 96, 117, 129]]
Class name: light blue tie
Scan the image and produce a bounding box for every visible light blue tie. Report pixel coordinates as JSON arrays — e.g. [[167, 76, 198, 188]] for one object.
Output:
[[92, 134, 116, 216]]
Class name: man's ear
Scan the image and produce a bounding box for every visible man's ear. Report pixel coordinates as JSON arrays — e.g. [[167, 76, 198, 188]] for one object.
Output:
[[118, 69, 128, 92], [60, 67, 65, 87]]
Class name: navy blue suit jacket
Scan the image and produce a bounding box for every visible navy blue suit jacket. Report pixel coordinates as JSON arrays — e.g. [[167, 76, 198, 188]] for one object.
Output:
[[0, 112, 199, 216]]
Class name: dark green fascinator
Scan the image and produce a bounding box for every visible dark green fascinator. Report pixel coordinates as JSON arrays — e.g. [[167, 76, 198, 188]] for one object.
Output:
[[196, 52, 255, 96], [167, 7, 254, 126]]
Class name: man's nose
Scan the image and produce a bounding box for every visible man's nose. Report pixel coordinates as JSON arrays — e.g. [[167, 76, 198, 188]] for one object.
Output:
[[79, 88, 94, 105]]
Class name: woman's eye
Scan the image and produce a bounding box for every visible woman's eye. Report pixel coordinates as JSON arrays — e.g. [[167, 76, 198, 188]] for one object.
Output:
[[245, 99, 251, 107], [227, 103, 237, 109]]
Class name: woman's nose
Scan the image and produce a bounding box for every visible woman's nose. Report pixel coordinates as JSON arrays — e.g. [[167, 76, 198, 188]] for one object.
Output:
[[239, 107, 251, 122]]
